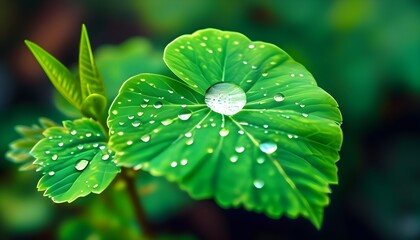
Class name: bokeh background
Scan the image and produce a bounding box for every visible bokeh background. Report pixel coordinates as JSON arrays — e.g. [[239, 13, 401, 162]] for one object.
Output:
[[1, 0, 420, 239]]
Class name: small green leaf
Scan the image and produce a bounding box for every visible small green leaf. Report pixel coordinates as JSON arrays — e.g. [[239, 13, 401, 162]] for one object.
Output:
[[81, 93, 107, 125], [32, 118, 120, 203], [108, 29, 343, 228], [79, 24, 107, 100], [6, 118, 58, 171], [25, 40, 83, 110]]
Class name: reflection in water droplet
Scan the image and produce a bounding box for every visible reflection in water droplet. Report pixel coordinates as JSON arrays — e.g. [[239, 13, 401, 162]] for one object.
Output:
[[48, 171, 55, 176], [230, 155, 238, 163], [235, 146, 245, 153], [253, 179, 264, 189], [141, 135, 151, 142], [132, 120, 141, 127], [153, 101, 163, 109], [274, 93, 285, 102], [75, 159, 89, 171], [52, 154, 58, 161], [178, 109, 192, 120], [161, 119, 173, 126], [102, 154, 110, 160], [219, 128, 229, 137], [259, 141, 277, 154], [205, 83, 246, 115], [257, 157, 265, 164]]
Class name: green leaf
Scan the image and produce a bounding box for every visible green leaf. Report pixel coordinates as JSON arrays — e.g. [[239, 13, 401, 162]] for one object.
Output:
[[6, 118, 58, 171], [108, 29, 343, 228], [81, 93, 107, 125], [78, 24, 107, 101], [31, 118, 120, 203], [25, 40, 83, 110]]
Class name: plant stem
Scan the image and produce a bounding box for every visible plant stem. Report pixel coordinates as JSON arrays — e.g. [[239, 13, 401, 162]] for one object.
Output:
[[122, 169, 155, 239]]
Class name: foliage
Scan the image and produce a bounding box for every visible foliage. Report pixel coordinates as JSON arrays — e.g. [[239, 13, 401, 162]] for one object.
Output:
[[7, 25, 342, 233]]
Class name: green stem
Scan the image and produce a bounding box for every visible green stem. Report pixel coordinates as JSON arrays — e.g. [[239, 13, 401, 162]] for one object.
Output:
[[122, 169, 155, 239]]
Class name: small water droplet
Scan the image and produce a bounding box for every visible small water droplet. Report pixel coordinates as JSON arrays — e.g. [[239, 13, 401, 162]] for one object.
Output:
[[45, 151, 50, 154], [171, 161, 177, 167], [144, 99, 150, 102], [219, 128, 229, 137], [186, 139, 194, 145], [102, 154, 110, 160], [178, 109, 192, 120], [274, 93, 285, 102], [249, 44, 255, 49], [75, 160, 89, 171], [51, 154, 58, 160], [93, 143, 99, 148], [235, 146, 245, 153], [253, 179, 265, 189], [238, 130, 245, 135], [137, 112, 144, 116], [127, 140, 133, 145], [141, 135, 150, 142], [48, 171, 55, 176], [132, 120, 141, 127], [259, 141, 277, 154], [128, 115, 134, 120], [77, 144, 84, 150], [161, 119, 173, 126], [184, 132, 192, 138], [287, 134, 293, 139], [93, 184, 99, 189], [257, 157, 265, 164], [302, 113, 308, 117], [300, 104, 305, 108], [153, 101, 163, 109], [70, 130, 77, 135], [205, 83, 246, 116], [58, 142, 64, 147], [230, 155, 238, 163], [86, 133, 92, 137], [180, 159, 188, 165], [141, 104, 148, 108], [112, 110, 118, 115]]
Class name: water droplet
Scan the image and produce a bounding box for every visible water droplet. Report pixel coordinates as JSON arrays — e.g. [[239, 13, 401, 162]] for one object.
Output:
[[235, 146, 245, 153], [300, 104, 305, 108], [170, 161, 177, 167], [58, 142, 64, 147], [51, 154, 58, 161], [178, 109, 192, 120], [70, 130, 77, 135], [184, 132, 192, 138], [274, 93, 285, 102], [45, 151, 50, 154], [86, 133, 92, 137], [127, 140, 133, 145], [77, 145, 84, 150], [238, 130, 245, 135], [161, 119, 173, 126], [257, 157, 265, 164], [128, 115, 134, 120], [137, 112, 144, 116], [205, 83, 246, 116], [112, 110, 118, 115], [302, 113, 308, 117], [186, 139, 194, 145], [141, 135, 150, 142], [93, 143, 99, 148], [230, 155, 238, 163], [93, 184, 99, 189], [144, 99, 150, 103], [259, 141, 277, 154], [219, 128, 229, 137], [48, 171, 55, 176], [249, 44, 255, 49], [153, 101, 163, 109], [140, 104, 147, 108], [180, 159, 188, 165], [102, 154, 110, 160], [132, 120, 141, 127], [287, 134, 293, 139], [253, 179, 264, 189], [75, 160, 89, 171]]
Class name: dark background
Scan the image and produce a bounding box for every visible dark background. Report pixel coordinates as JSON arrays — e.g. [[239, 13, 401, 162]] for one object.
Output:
[[1, 0, 420, 239]]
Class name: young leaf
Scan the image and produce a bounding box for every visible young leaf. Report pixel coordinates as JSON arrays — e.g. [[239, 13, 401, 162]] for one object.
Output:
[[108, 29, 343, 228], [31, 118, 120, 203], [25, 41, 83, 110], [6, 118, 58, 171], [81, 93, 108, 126], [79, 24, 107, 101]]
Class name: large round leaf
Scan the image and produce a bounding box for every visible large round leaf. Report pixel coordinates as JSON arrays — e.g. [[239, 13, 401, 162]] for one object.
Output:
[[31, 118, 120, 203], [108, 29, 343, 228]]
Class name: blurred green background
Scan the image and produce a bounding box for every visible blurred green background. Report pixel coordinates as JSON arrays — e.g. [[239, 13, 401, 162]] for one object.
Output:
[[1, 0, 420, 239]]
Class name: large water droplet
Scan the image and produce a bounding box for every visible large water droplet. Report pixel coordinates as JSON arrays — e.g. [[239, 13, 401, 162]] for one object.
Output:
[[141, 135, 151, 142], [75, 159, 89, 171], [219, 128, 229, 137], [178, 109, 192, 120], [259, 141, 277, 154], [274, 93, 285, 102], [253, 179, 265, 189], [153, 101, 163, 109], [205, 82, 246, 116]]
